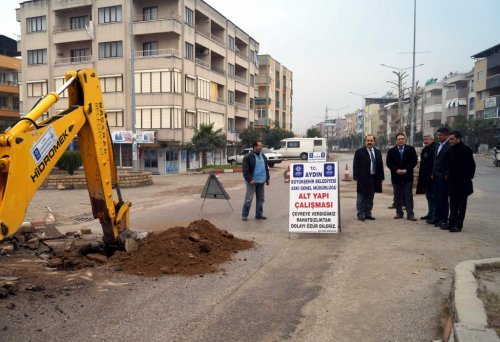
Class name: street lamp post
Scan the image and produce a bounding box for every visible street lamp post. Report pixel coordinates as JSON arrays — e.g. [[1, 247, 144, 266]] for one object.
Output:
[[410, 0, 417, 146], [349, 91, 376, 146]]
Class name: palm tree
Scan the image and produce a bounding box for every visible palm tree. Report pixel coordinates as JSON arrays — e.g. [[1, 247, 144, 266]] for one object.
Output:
[[191, 123, 227, 167]]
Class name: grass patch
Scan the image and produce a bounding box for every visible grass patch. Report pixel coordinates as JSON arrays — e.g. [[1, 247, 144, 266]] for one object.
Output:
[[478, 290, 500, 336]]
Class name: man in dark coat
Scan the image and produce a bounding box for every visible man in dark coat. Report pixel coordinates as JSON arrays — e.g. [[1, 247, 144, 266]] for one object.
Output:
[[416, 134, 437, 220], [386, 133, 418, 220], [353, 134, 385, 221], [429, 127, 451, 228], [446, 131, 476, 232]]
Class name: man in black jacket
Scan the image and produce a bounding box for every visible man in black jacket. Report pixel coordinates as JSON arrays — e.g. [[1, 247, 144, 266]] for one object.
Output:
[[447, 131, 476, 232], [429, 127, 451, 228], [241, 141, 270, 221], [386, 133, 418, 220], [353, 135, 385, 221], [416, 134, 437, 220]]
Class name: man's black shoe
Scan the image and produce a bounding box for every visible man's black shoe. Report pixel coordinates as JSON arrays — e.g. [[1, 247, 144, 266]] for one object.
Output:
[[421, 215, 430, 220], [394, 215, 404, 219], [408, 216, 417, 221], [449, 226, 462, 233], [426, 219, 436, 225], [357, 215, 365, 221], [365, 216, 375, 220], [255, 216, 267, 220], [388, 205, 396, 209], [440, 223, 450, 230]]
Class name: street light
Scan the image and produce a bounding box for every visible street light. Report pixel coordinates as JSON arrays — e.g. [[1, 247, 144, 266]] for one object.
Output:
[[349, 91, 377, 146]]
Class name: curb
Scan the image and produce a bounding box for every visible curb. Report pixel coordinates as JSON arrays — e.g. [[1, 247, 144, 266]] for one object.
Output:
[[453, 258, 500, 341]]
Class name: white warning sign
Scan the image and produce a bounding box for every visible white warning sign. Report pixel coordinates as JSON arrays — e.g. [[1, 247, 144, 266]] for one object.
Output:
[[289, 162, 339, 233]]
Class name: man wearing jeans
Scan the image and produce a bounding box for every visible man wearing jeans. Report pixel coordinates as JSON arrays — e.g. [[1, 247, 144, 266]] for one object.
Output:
[[242, 141, 270, 220]]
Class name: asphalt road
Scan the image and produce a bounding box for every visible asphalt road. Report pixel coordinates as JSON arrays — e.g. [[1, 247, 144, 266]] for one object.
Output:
[[2, 153, 499, 341]]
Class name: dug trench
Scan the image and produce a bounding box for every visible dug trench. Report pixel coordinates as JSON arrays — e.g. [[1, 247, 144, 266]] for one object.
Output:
[[0, 219, 255, 300]]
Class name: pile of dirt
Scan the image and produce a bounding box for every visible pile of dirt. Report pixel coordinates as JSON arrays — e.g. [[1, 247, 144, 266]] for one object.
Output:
[[108, 220, 254, 276]]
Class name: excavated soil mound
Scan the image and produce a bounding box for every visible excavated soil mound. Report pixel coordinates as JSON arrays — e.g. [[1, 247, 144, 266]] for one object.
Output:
[[108, 220, 255, 277]]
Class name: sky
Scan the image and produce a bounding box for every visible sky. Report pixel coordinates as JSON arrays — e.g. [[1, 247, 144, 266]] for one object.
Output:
[[1, 0, 499, 134]]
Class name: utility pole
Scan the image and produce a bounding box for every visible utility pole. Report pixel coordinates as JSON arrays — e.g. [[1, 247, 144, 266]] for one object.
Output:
[[409, 0, 417, 145], [130, 1, 138, 171]]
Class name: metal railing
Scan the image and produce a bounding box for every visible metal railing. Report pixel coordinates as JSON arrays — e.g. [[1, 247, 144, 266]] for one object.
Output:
[[134, 48, 180, 59], [235, 102, 248, 110], [53, 21, 89, 33], [196, 58, 210, 69], [235, 75, 247, 85], [54, 55, 92, 65], [133, 12, 181, 23], [211, 66, 226, 76]]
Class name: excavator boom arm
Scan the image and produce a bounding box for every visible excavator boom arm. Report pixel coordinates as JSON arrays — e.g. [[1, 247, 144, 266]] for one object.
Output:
[[0, 69, 131, 246]]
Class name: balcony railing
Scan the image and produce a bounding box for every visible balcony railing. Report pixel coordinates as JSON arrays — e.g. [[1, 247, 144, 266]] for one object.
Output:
[[216, 97, 225, 104], [134, 49, 180, 59], [196, 58, 210, 70], [211, 66, 226, 76], [53, 21, 89, 33], [210, 34, 225, 46], [254, 117, 273, 126], [235, 75, 247, 85], [134, 12, 182, 23], [235, 49, 248, 61], [235, 102, 248, 110], [55, 55, 92, 65]]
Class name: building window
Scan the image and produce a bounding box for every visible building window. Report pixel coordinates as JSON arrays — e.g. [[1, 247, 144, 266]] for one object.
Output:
[[13, 97, 19, 111], [70, 48, 91, 63], [250, 50, 255, 63], [0, 96, 7, 108], [185, 110, 196, 127], [197, 77, 210, 100], [106, 110, 124, 127], [250, 74, 255, 86], [250, 98, 254, 109], [228, 63, 235, 77], [70, 15, 89, 30], [27, 49, 47, 65], [27, 81, 48, 97], [478, 71, 484, 82], [54, 77, 69, 98], [98, 6, 122, 24], [143, 7, 158, 21], [98, 41, 123, 59], [135, 69, 181, 94], [228, 90, 235, 105], [143, 149, 158, 168], [100, 75, 123, 93], [185, 7, 194, 26], [185, 75, 195, 94], [143, 41, 158, 56], [197, 110, 210, 128], [185, 42, 194, 60], [27, 16, 46, 33], [113, 143, 132, 167], [478, 91, 484, 100], [228, 36, 235, 50], [136, 107, 182, 129]]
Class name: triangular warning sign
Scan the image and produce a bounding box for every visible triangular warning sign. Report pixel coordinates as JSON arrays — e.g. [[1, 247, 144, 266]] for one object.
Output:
[[200, 174, 230, 199]]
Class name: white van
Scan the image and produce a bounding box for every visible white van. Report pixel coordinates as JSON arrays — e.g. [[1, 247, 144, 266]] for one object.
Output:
[[275, 138, 327, 160]]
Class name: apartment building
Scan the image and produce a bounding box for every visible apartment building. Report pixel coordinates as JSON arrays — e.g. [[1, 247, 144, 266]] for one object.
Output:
[[16, 0, 259, 174], [442, 72, 469, 126], [255, 54, 292, 130], [0, 53, 20, 131], [422, 79, 443, 135], [472, 43, 500, 119]]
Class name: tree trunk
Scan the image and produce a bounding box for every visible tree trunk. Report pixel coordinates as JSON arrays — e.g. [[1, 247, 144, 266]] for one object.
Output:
[[202, 151, 208, 167]]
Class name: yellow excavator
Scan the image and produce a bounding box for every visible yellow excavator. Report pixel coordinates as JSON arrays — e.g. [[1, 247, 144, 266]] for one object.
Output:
[[0, 69, 132, 249]]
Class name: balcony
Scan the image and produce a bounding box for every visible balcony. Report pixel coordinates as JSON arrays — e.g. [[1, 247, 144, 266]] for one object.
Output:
[[196, 58, 210, 70], [235, 102, 248, 110], [0, 82, 19, 94], [486, 74, 500, 90], [54, 55, 92, 66], [134, 13, 182, 36], [52, 0, 92, 10], [255, 75, 271, 84], [0, 108, 19, 119], [487, 53, 500, 69], [53, 25, 93, 44], [254, 117, 273, 126], [235, 75, 247, 85], [255, 97, 270, 105], [134, 48, 180, 59]]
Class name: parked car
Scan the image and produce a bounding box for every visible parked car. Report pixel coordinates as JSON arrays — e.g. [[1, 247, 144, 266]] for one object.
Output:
[[227, 148, 283, 167]]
